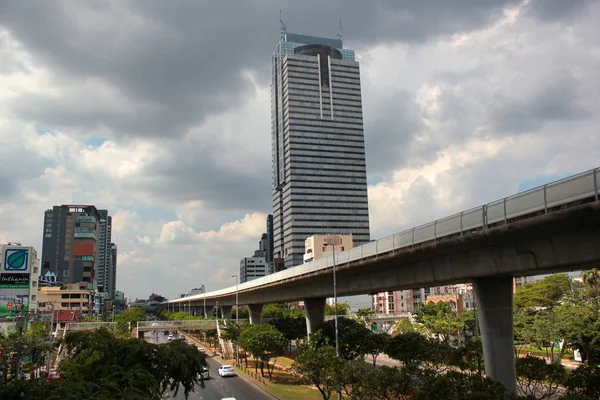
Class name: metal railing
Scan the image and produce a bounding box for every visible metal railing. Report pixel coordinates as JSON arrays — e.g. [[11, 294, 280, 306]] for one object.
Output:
[[169, 167, 599, 303], [137, 320, 217, 330], [66, 322, 115, 331]]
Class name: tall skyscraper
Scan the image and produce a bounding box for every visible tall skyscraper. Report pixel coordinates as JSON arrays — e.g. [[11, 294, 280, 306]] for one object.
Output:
[[97, 210, 112, 297], [41, 205, 116, 299], [271, 32, 370, 268]]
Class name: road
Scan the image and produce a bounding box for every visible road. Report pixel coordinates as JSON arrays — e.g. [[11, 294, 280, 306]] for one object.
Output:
[[145, 331, 274, 400]]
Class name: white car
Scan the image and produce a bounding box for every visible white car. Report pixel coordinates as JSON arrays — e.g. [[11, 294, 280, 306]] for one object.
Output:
[[218, 365, 235, 377], [167, 334, 174, 342], [197, 346, 206, 353]]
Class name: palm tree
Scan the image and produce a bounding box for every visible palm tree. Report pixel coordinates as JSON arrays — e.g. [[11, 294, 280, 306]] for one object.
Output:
[[580, 268, 600, 294]]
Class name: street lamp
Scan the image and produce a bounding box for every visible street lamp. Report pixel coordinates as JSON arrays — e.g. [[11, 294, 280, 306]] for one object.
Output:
[[201, 284, 206, 318], [324, 236, 341, 359], [232, 274, 239, 367]]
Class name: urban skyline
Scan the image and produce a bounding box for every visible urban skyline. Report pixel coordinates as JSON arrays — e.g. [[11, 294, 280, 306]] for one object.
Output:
[[0, 2, 599, 301]]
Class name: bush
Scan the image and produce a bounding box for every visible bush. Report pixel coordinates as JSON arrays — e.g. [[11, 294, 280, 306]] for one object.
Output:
[[516, 356, 567, 400], [563, 364, 600, 399]]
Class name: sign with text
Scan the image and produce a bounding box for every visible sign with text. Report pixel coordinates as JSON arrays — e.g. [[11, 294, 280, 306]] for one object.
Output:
[[0, 273, 29, 287]]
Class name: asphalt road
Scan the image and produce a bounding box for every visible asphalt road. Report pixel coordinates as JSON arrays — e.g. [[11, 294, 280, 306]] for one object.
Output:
[[145, 331, 274, 400]]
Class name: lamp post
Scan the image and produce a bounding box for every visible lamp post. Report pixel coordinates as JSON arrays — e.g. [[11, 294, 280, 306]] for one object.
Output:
[[201, 284, 206, 318], [324, 236, 341, 359], [232, 274, 239, 367], [325, 236, 342, 400]]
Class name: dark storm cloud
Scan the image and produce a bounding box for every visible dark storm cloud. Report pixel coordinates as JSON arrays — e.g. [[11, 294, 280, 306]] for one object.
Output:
[[364, 89, 422, 176], [0, 0, 520, 139], [490, 69, 589, 133], [524, 0, 597, 22], [131, 138, 272, 211]]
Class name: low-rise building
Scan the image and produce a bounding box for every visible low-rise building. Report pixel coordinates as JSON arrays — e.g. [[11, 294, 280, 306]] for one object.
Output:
[[37, 283, 92, 313], [303, 234, 354, 263]]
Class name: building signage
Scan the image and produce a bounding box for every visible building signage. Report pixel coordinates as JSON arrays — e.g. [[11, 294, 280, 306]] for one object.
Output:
[[0, 294, 29, 317], [0, 273, 30, 287], [2, 248, 30, 273]]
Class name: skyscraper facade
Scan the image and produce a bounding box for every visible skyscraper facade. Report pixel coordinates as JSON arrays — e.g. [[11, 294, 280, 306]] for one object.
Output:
[[271, 32, 370, 268], [41, 205, 116, 301]]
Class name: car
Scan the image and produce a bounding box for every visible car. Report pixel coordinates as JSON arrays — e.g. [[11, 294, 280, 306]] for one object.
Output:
[[197, 346, 206, 353], [163, 330, 169, 335], [46, 371, 62, 383], [167, 334, 174, 342], [221, 398, 236, 400], [186, 340, 195, 347], [178, 334, 185, 340], [198, 367, 210, 380], [218, 365, 235, 377]]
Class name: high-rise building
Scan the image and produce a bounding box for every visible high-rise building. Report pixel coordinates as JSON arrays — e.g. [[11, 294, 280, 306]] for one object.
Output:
[[271, 32, 371, 268], [240, 256, 269, 283], [41, 205, 116, 304], [96, 210, 112, 297]]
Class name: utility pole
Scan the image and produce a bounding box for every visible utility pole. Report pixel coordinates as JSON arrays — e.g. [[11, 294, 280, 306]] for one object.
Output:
[[15, 315, 26, 379], [324, 235, 342, 400]]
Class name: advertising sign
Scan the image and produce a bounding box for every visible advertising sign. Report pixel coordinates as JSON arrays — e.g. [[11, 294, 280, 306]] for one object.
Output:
[[0, 273, 29, 287], [0, 247, 32, 317], [2, 248, 30, 273]]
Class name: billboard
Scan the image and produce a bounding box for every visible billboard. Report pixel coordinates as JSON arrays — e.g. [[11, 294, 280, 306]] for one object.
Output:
[[0, 247, 32, 317]]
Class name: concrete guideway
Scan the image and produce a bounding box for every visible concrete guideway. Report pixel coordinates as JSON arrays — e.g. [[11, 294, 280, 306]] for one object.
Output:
[[160, 167, 600, 393]]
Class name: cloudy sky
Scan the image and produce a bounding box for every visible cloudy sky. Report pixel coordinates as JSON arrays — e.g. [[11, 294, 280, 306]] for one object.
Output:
[[0, 0, 598, 303]]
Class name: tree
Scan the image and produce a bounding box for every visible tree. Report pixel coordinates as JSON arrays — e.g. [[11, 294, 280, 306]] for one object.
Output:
[[391, 318, 416, 336], [563, 364, 600, 399], [318, 317, 372, 360], [0, 327, 208, 400], [268, 315, 307, 352], [386, 332, 432, 366], [325, 302, 350, 316], [414, 370, 512, 400], [513, 310, 536, 357], [293, 344, 343, 400], [354, 365, 415, 400], [355, 307, 375, 327], [115, 307, 147, 335], [262, 303, 304, 319], [514, 274, 572, 312], [554, 290, 600, 364], [516, 355, 568, 400], [581, 269, 600, 295], [238, 324, 287, 380], [361, 332, 389, 366]]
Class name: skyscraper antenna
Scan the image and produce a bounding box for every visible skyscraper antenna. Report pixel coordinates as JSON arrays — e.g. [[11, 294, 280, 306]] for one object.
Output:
[[336, 18, 343, 40], [280, 10, 287, 39]]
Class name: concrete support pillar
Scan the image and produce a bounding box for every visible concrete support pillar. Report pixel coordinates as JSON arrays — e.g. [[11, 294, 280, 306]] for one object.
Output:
[[305, 298, 326, 336], [220, 305, 232, 320], [473, 276, 517, 394], [249, 304, 264, 324]]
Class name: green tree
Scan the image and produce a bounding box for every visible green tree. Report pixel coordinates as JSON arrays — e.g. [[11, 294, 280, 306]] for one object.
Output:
[[414, 370, 512, 400], [268, 315, 307, 352], [386, 332, 431, 366], [516, 355, 567, 400], [238, 324, 287, 380], [353, 365, 415, 400], [361, 332, 390, 366], [563, 364, 600, 399], [581, 268, 600, 295], [514, 274, 572, 312], [325, 302, 350, 316], [318, 317, 372, 360], [262, 303, 304, 319], [391, 318, 416, 335], [355, 307, 375, 327], [115, 307, 147, 335], [0, 328, 208, 400], [514, 310, 536, 356], [554, 290, 600, 364], [293, 344, 343, 400]]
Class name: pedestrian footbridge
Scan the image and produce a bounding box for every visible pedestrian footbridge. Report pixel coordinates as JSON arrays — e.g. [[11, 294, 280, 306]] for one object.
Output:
[[65, 320, 219, 332]]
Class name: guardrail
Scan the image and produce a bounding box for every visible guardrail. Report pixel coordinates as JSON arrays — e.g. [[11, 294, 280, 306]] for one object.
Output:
[[137, 320, 217, 330], [66, 322, 116, 331], [169, 167, 599, 303]]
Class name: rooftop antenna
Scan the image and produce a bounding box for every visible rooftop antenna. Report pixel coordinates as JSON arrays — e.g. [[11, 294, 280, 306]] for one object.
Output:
[[280, 10, 287, 40], [335, 18, 343, 40]]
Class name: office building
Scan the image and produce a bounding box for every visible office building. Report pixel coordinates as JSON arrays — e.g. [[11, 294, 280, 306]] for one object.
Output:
[[41, 205, 117, 314], [96, 210, 112, 297], [271, 32, 370, 268], [240, 256, 269, 283], [303, 234, 353, 263]]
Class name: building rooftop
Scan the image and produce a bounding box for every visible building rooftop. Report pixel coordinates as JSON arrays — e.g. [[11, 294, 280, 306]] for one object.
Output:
[[285, 32, 343, 49]]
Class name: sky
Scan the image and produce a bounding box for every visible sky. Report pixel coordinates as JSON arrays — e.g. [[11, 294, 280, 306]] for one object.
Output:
[[0, 0, 598, 304]]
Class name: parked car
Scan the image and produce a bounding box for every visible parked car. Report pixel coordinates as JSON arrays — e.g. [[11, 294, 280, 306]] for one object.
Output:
[[197, 346, 206, 353], [186, 340, 195, 347], [167, 334, 174, 342], [218, 365, 235, 377]]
